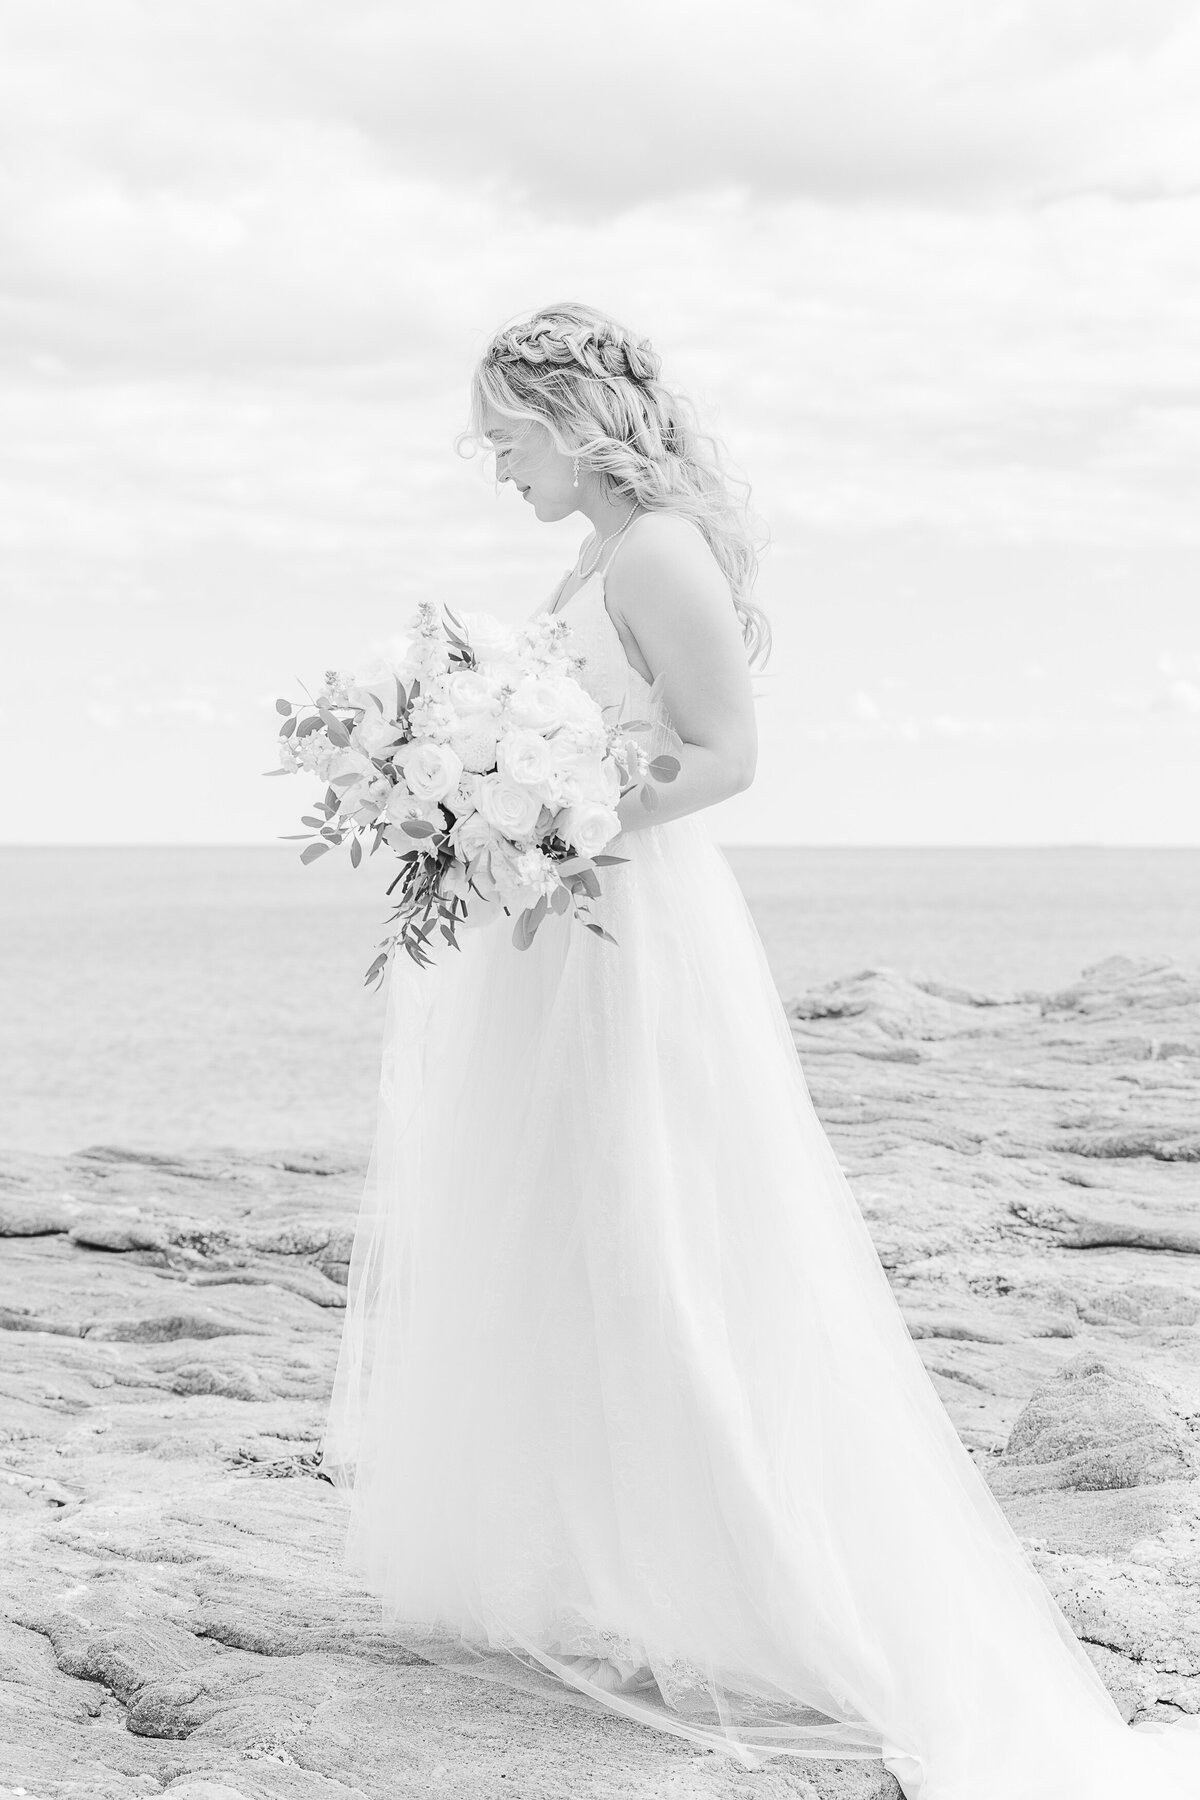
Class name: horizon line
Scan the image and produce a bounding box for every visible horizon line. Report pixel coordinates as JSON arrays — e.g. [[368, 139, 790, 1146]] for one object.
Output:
[[3, 842, 1199, 854]]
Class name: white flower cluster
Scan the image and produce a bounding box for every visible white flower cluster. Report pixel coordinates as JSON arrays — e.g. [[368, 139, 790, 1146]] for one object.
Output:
[[277, 607, 650, 933]]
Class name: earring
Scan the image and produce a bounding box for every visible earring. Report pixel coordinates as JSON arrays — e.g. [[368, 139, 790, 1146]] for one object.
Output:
[[572, 457, 580, 490]]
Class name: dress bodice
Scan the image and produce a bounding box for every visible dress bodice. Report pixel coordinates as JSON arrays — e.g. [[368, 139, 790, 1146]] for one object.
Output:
[[538, 569, 679, 759]]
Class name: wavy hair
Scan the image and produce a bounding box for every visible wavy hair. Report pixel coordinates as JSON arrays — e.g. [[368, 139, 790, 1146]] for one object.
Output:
[[458, 300, 771, 666]]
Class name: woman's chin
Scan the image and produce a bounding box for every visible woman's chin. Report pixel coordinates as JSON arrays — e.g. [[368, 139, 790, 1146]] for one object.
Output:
[[527, 495, 572, 523]]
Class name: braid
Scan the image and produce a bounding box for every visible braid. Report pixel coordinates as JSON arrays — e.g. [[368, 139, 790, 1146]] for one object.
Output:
[[491, 316, 662, 388]]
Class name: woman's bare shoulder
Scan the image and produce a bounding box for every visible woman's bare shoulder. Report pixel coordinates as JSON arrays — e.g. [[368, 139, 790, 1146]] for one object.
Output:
[[610, 510, 726, 602]]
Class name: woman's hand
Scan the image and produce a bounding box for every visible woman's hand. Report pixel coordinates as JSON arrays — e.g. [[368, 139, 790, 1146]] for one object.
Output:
[[606, 514, 758, 834]]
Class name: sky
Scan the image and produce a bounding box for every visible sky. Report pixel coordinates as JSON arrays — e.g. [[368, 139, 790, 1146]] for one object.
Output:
[[3, 0, 1199, 846]]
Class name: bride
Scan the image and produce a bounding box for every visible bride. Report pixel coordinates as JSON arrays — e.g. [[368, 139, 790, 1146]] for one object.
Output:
[[320, 301, 1200, 1798]]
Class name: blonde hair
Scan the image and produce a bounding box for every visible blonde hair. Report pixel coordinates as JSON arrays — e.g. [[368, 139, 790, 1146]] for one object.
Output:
[[459, 300, 771, 665]]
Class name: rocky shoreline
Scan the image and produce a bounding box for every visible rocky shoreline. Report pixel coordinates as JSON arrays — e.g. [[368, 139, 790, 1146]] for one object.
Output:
[[2, 955, 1198, 1798]]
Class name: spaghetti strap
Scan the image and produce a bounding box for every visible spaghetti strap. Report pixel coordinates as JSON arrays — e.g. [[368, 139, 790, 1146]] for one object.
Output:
[[545, 567, 573, 613]]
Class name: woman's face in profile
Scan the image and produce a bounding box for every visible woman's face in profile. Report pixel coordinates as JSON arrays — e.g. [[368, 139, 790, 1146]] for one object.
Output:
[[481, 406, 577, 522]]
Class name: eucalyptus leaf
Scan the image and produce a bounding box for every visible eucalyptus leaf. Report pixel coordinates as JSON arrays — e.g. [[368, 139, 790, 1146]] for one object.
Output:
[[350, 837, 363, 869], [300, 842, 331, 864], [649, 755, 680, 781], [640, 784, 660, 812], [280, 715, 297, 738], [401, 819, 437, 838], [275, 698, 293, 716]]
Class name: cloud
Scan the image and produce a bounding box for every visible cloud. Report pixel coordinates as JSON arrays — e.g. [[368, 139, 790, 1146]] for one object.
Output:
[[1105, 654, 1200, 715], [1159, 679, 1200, 713], [1159, 651, 1200, 678], [2, 3, 1198, 559], [6, 0, 1198, 216], [2, 1, 1198, 845]]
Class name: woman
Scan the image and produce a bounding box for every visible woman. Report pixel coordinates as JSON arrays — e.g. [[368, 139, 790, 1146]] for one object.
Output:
[[320, 301, 1200, 1798]]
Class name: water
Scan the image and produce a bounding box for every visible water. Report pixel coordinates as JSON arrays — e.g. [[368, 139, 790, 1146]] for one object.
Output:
[[2, 845, 1197, 1157]]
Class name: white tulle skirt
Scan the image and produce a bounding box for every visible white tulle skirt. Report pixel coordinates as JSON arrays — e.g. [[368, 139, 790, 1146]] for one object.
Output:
[[320, 815, 1200, 1799]]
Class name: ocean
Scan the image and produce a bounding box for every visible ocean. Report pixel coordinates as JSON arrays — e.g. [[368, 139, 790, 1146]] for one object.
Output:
[[2, 845, 1197, 1157]]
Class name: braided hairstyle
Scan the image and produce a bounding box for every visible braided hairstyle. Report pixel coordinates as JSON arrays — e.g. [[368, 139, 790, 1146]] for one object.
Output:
[[459, 301, 770, 666]]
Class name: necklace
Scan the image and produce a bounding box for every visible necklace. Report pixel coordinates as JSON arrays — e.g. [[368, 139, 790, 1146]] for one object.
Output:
[[578, 504, 641, 581]]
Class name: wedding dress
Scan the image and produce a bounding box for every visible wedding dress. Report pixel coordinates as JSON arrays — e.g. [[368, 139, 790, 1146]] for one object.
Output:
[[320, 539, 1200, 1799]]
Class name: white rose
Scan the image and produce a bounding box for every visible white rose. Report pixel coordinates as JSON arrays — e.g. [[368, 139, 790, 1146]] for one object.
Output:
[[348, 775, 392, 821], [449, 717, 501, 774], [383, 782, 416, 824], [452, 810, 499, 863], [325, 747, 376, 784], [547, 676, 604, 732], [557, 800, 621, 858], [447, 772, 480, 818], [506, 676, 561, 731], [345, 670, 401, 713], [545, 748, 617, 809], [456, 612, 518, 664], [397, 741, 464, 803], [498, 729, 555, 789], [382, 803, 446, 844], [476, 774, 542, 841], [351, 709, 403, 757], [447, 669, 501, 716], [553, 711, 608, 755]]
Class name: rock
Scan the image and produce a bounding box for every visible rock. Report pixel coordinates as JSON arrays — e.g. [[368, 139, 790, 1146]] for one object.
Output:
[[3, 956, 1200, 1792], [996, 1354, 1195, 1493], [163, 1785, 260, 1800], [1008, 1194, 1200, 1254], [0, 1199, 76, 1235], [1056, 1129, 1200, 1162], [69, 1212, 170, 1252]]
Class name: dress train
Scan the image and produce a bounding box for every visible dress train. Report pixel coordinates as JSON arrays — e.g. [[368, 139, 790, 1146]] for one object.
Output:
[[320, 564, 1200, 1798]]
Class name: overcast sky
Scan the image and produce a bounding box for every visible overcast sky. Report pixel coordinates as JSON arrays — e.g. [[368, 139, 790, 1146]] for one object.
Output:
[[4, 0, 1199, 845]]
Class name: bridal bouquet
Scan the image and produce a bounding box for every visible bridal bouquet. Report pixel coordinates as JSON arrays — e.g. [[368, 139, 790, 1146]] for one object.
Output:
[[267, 600, 678, 984]]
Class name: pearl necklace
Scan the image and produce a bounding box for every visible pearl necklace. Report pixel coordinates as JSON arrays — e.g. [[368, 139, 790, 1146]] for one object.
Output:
[[578, 504, 641, 581]]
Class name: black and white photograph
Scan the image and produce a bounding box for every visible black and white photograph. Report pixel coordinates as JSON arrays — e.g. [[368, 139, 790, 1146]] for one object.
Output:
[[3, 4, 1200, 1796]]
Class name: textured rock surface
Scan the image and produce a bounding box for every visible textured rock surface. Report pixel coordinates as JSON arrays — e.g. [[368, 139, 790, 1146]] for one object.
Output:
[[2, 953, 1198, 1797]]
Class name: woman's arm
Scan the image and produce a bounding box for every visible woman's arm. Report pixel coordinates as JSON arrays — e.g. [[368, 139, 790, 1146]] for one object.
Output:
[[604, 514, 758, 834]]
